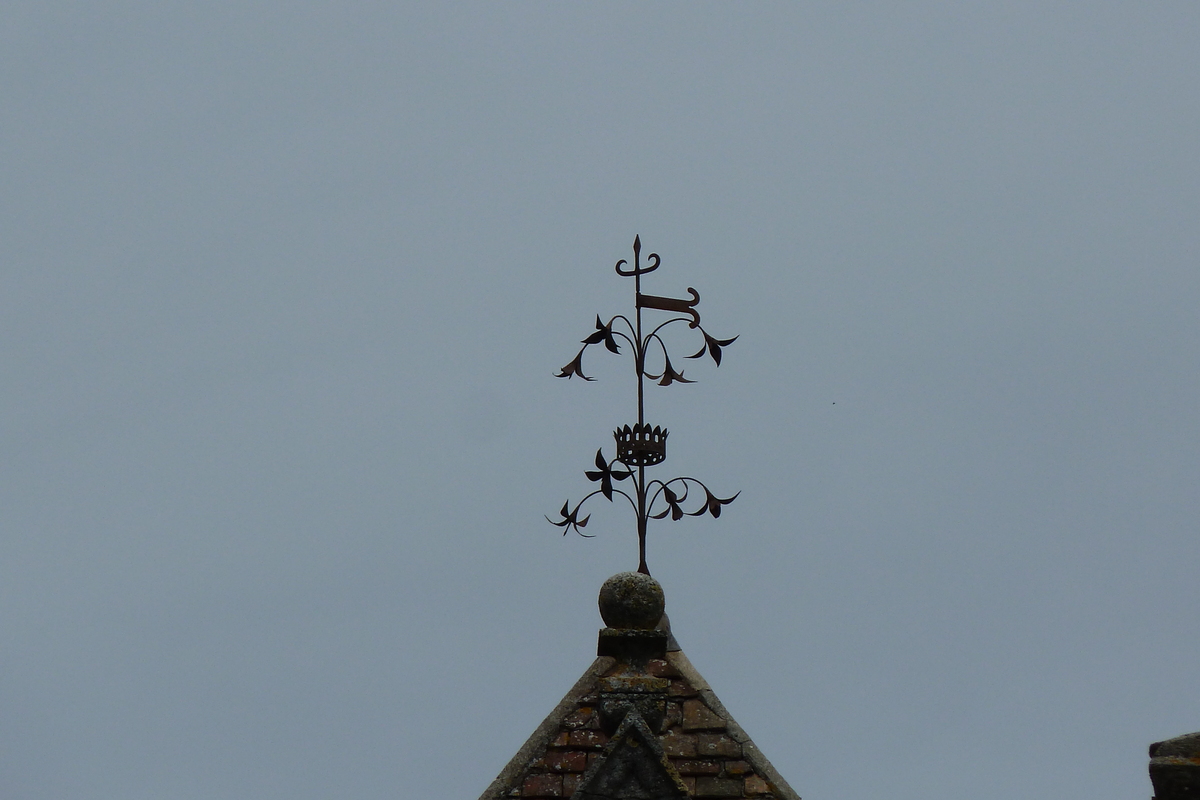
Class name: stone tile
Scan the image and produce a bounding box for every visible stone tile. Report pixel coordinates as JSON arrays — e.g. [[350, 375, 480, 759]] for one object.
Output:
[[562, 774, 582, 796], [682, 776, 697, 794], [697, 733, 741, 758], [521, 774, 562, 797], [664, 701, 683, 729], [745, 774, 770, 795], [567, 730, 609, 749], [695, 777, 743, 797], [683, 699, 726, 731], [662, 730, 698, 757], [646, 658, 681, 678], [669, 680, 701, 698], [550, 732, 570, 747], [562, 706, 595, 730], [724, 760, 752, 776], [545, 750, 588, 772], [599, 675, 669, 693], [674, 759, 722, 775]]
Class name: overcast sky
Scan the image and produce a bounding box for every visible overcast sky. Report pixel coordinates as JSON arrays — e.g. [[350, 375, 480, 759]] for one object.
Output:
[[2, 3, 1198, 799]]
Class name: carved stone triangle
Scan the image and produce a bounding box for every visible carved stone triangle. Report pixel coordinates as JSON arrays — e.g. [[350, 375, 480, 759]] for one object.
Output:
[[572, 708, 688, 800]]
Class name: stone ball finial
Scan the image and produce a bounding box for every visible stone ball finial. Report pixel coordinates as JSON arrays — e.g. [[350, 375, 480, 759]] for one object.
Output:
[[598, 572, 665, 630]]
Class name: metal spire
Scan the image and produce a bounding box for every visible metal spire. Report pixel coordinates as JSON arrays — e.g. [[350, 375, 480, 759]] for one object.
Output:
[[549, 235, 739, 575]]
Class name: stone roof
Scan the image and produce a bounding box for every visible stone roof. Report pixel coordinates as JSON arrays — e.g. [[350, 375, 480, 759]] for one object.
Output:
[[479, 574, 801, 800]]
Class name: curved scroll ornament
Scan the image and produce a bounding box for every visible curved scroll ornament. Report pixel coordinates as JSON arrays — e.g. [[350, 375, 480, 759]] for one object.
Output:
[[549, 235, 738, 575]]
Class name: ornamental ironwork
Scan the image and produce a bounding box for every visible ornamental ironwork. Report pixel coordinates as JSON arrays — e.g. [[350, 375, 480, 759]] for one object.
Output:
[[548, 235, 738, 575]]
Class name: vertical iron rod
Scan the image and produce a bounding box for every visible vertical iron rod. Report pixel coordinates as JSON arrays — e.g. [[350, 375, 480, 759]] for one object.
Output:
[[634, 237, 649, 574]]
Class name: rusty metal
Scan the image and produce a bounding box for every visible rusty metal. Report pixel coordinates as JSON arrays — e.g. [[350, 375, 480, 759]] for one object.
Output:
[[549, 235, 738, 575]]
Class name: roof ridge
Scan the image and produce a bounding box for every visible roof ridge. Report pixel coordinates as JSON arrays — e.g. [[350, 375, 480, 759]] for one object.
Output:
[[666, 650, 801, 800], [478, 657, 615, 800]]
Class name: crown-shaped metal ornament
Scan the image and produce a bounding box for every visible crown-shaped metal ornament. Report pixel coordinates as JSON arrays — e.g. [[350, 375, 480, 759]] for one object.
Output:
[[548, 235, 739, 575]]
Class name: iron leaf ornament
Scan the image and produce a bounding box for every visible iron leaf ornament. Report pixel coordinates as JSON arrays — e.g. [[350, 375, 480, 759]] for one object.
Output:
[[549, 235, 738, 575]]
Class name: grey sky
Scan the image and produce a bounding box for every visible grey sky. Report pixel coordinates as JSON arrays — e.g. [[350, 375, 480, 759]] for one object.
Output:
[[2, 3, 1198, 799]]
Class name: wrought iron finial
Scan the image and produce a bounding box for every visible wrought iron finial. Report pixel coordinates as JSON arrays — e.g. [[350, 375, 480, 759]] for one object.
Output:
[[549, 235, 739, 575]]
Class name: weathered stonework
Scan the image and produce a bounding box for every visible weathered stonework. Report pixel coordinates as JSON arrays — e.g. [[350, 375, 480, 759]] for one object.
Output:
[[1151, 732, 1200, 800], [479, 650, 800, 800], [480, 573, 799, 800]]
